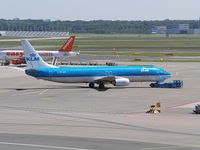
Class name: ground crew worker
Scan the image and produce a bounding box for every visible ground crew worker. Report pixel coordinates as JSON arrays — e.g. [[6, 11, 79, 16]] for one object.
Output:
[[146, 105, 156, 113]]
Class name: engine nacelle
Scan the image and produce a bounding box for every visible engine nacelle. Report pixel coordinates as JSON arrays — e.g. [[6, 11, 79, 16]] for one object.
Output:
[[114, 77, 130, 86]]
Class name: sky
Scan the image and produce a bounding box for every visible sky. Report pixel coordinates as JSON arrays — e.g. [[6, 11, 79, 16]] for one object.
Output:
[[0, 0, 200, 21]]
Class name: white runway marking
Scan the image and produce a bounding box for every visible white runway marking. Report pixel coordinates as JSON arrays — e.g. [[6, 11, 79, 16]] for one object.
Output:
[[12, 91, 44, 96], [38, 89, 49, 95], [0, 141, 91, 150], [0, 90, 11, 93], [141, 145, 200, 150]]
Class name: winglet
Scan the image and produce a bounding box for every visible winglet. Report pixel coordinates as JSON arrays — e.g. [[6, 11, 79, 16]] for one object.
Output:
[[58, 36, 76, 52], [21, 40, 57, 69]]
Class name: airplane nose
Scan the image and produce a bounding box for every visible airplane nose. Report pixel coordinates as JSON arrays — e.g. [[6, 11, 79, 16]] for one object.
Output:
[[165, 72, 172, 79]]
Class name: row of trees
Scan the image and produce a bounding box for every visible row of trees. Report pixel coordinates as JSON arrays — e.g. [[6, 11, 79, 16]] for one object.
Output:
[[0, 19, 200, 34]]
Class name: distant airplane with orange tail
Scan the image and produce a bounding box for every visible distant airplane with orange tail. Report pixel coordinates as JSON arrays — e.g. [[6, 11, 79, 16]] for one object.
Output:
[[0, 36, 79, 65]]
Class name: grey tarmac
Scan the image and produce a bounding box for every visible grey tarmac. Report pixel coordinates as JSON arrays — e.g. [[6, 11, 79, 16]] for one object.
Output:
[[0, 61, 200, 150]]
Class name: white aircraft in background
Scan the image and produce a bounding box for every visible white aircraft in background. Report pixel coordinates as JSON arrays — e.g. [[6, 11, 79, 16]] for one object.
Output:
[[0, 36, 79, 65]]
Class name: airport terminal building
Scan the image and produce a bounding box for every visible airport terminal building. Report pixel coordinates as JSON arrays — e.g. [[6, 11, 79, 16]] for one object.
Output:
[[152, 24, 200, 34], [0, 31, 69, 37]]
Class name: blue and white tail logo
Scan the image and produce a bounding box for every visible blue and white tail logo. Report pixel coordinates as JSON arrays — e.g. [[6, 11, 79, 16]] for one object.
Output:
[[21, 40, 57, 69], [26, 53, 40, 62]]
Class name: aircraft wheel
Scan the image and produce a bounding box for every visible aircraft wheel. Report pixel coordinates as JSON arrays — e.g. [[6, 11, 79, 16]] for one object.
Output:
[[150, 83, 155, 88], [99, 83, 105, 89], [89, 83, 95, 88]]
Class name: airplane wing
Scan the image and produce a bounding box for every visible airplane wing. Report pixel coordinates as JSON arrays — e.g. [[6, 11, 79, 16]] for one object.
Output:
[[94, 76, 130, 86], [94, 76, 116, 83]]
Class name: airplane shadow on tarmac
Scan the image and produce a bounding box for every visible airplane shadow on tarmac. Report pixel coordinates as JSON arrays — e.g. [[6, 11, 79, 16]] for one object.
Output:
[[1, 86, 151, 92], [82, 86, 151, 91], [13, 86, 110, 92]]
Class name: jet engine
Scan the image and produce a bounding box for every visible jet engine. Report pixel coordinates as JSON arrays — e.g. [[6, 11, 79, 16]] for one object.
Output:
[[113, 77, 130, 86]]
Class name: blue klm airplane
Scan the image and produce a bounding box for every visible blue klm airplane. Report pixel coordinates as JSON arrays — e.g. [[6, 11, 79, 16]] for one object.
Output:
[[21, 40, 171, 89]]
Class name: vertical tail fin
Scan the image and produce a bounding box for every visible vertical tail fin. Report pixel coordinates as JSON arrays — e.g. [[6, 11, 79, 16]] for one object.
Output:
[[21, 40, 56, 69], [58, 36, 76, 52]]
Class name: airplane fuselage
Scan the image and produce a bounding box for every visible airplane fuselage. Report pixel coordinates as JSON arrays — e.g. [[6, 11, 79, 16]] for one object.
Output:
[[25, 66, 171, 83], [0, 50, 78, 61], [20, 39, 172, 88]]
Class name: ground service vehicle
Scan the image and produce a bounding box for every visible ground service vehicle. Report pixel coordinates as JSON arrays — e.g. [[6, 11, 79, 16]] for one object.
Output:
[[193, 104, 200, 114], [150, 80, 183, 88]]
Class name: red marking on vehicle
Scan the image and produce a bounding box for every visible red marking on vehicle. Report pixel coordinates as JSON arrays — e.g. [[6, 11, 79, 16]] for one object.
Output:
[[12, 58, 21, 65], [161, 100, 200, 110]]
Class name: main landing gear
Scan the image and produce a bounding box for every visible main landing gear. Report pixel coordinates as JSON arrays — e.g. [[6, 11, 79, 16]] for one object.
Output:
[[98, 83, 105, 89], [88, 83, 105, 89], [89, 83, 95, 88]]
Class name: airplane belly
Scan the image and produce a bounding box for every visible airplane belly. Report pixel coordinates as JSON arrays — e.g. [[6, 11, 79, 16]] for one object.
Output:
[[37, 75, 170, 83], [37, 77, 94, 83]]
